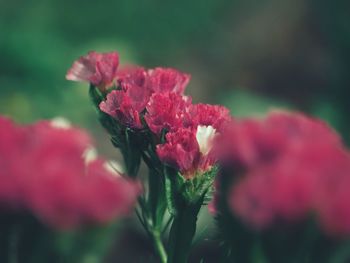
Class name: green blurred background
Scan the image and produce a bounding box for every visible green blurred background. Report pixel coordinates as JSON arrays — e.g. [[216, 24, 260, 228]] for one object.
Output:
[[1, 0, 350, 261]]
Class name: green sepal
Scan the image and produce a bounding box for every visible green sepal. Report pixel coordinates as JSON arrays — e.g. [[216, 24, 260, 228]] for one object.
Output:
[[89, 84, 104, 108], [182, 165, 218, 205], [120, 128, 142, 178], [164, 166, 185, 216], [164, 165, 219, 217]]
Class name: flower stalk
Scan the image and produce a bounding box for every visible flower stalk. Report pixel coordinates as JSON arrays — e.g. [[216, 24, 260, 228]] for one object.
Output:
[[167, 201, 202, 263]]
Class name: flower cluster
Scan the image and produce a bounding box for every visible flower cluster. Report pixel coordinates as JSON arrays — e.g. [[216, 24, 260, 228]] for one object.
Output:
[[213, 111, 350, 235], [0, 116, 139, 229], [159, 103, 231, 175], [66, 51, 231, 178], [66, 51, 234, 262]]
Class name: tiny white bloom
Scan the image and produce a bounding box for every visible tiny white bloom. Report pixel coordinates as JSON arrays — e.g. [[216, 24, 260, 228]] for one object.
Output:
[[82, 147, 98, 164], [50, 117, 71, 129], [196, 125, 217, 155]]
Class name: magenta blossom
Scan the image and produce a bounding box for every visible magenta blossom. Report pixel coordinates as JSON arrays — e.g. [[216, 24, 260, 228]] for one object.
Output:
[[100, 66, 152, 129], [157, 126, 217, 179], [66, 51, 119, 92], [186, 103, 232, 131], [148, 67, 190, 94], [213, 111, 350, 235], [116, 66, 149, 91], [0, 116, 140, 229], [145, 92, 191, 134], [100, 89, 149, 129], [153, 101, 231, 178]]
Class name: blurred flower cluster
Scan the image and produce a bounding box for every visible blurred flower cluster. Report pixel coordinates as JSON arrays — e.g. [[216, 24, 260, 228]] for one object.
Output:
[[0, 116, 139, 229], [0, 113, 140, 262], [212, 111, 350, 262]]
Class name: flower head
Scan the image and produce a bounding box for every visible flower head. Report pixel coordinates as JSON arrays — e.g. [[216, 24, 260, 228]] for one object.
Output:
[[116, 66, 149, 91], [0, 116, 140, 229], [145, 92, 191, 134], [157, 126, 217, 179], [148, 67, 190, 94], [213, 111, 350, 235], [66, 51, 119, 92], [187, 103, 231, 131], [100, 86, 150, 129]]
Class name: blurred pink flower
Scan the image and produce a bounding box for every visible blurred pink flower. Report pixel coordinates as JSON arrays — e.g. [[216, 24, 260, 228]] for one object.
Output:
[[66, 51, 119, 92], [213, 111, 350, 235], [0, 116, 139, 229]]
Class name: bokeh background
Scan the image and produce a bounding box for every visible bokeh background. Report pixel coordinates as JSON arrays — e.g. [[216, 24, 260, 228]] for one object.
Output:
[[1, 0, 350, 261]]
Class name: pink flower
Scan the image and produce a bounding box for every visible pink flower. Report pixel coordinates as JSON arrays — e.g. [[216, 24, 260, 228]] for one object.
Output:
[[145, 92, 191, 134], [100, 87, 149, 129], [157, 126, 217, 179], [157, 128, 199, 177], [27, 157, 140, 228], [99, 66, 153, 129], [82, 159, 140, 223], [116, 66, 148, 91], [217, 111, 341, 168], [214, 111, 350, 234], [186, 103, 232, 131], [148, 67, 190, 94], [66, 51, 119, 92], [229, 168, 275, 229], [0, 116, 140, 229]]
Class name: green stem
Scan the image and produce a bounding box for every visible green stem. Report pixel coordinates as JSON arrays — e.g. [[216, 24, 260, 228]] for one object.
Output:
[[167, 202, 202, 263], [152, 231, 167, 263], [145, 158, 168, 262], [136, 197, 168, 263]]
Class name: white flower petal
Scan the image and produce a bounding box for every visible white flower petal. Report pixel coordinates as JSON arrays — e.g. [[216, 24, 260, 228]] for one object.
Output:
[[196, 125, 217, 155]]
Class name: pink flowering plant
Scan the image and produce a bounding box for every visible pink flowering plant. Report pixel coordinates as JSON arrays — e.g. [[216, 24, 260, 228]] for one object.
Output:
[[0, 116, 139, 263], [2, 50, 350, 263], [64, 51, 350, 263], [66, 51, 232, 263]]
